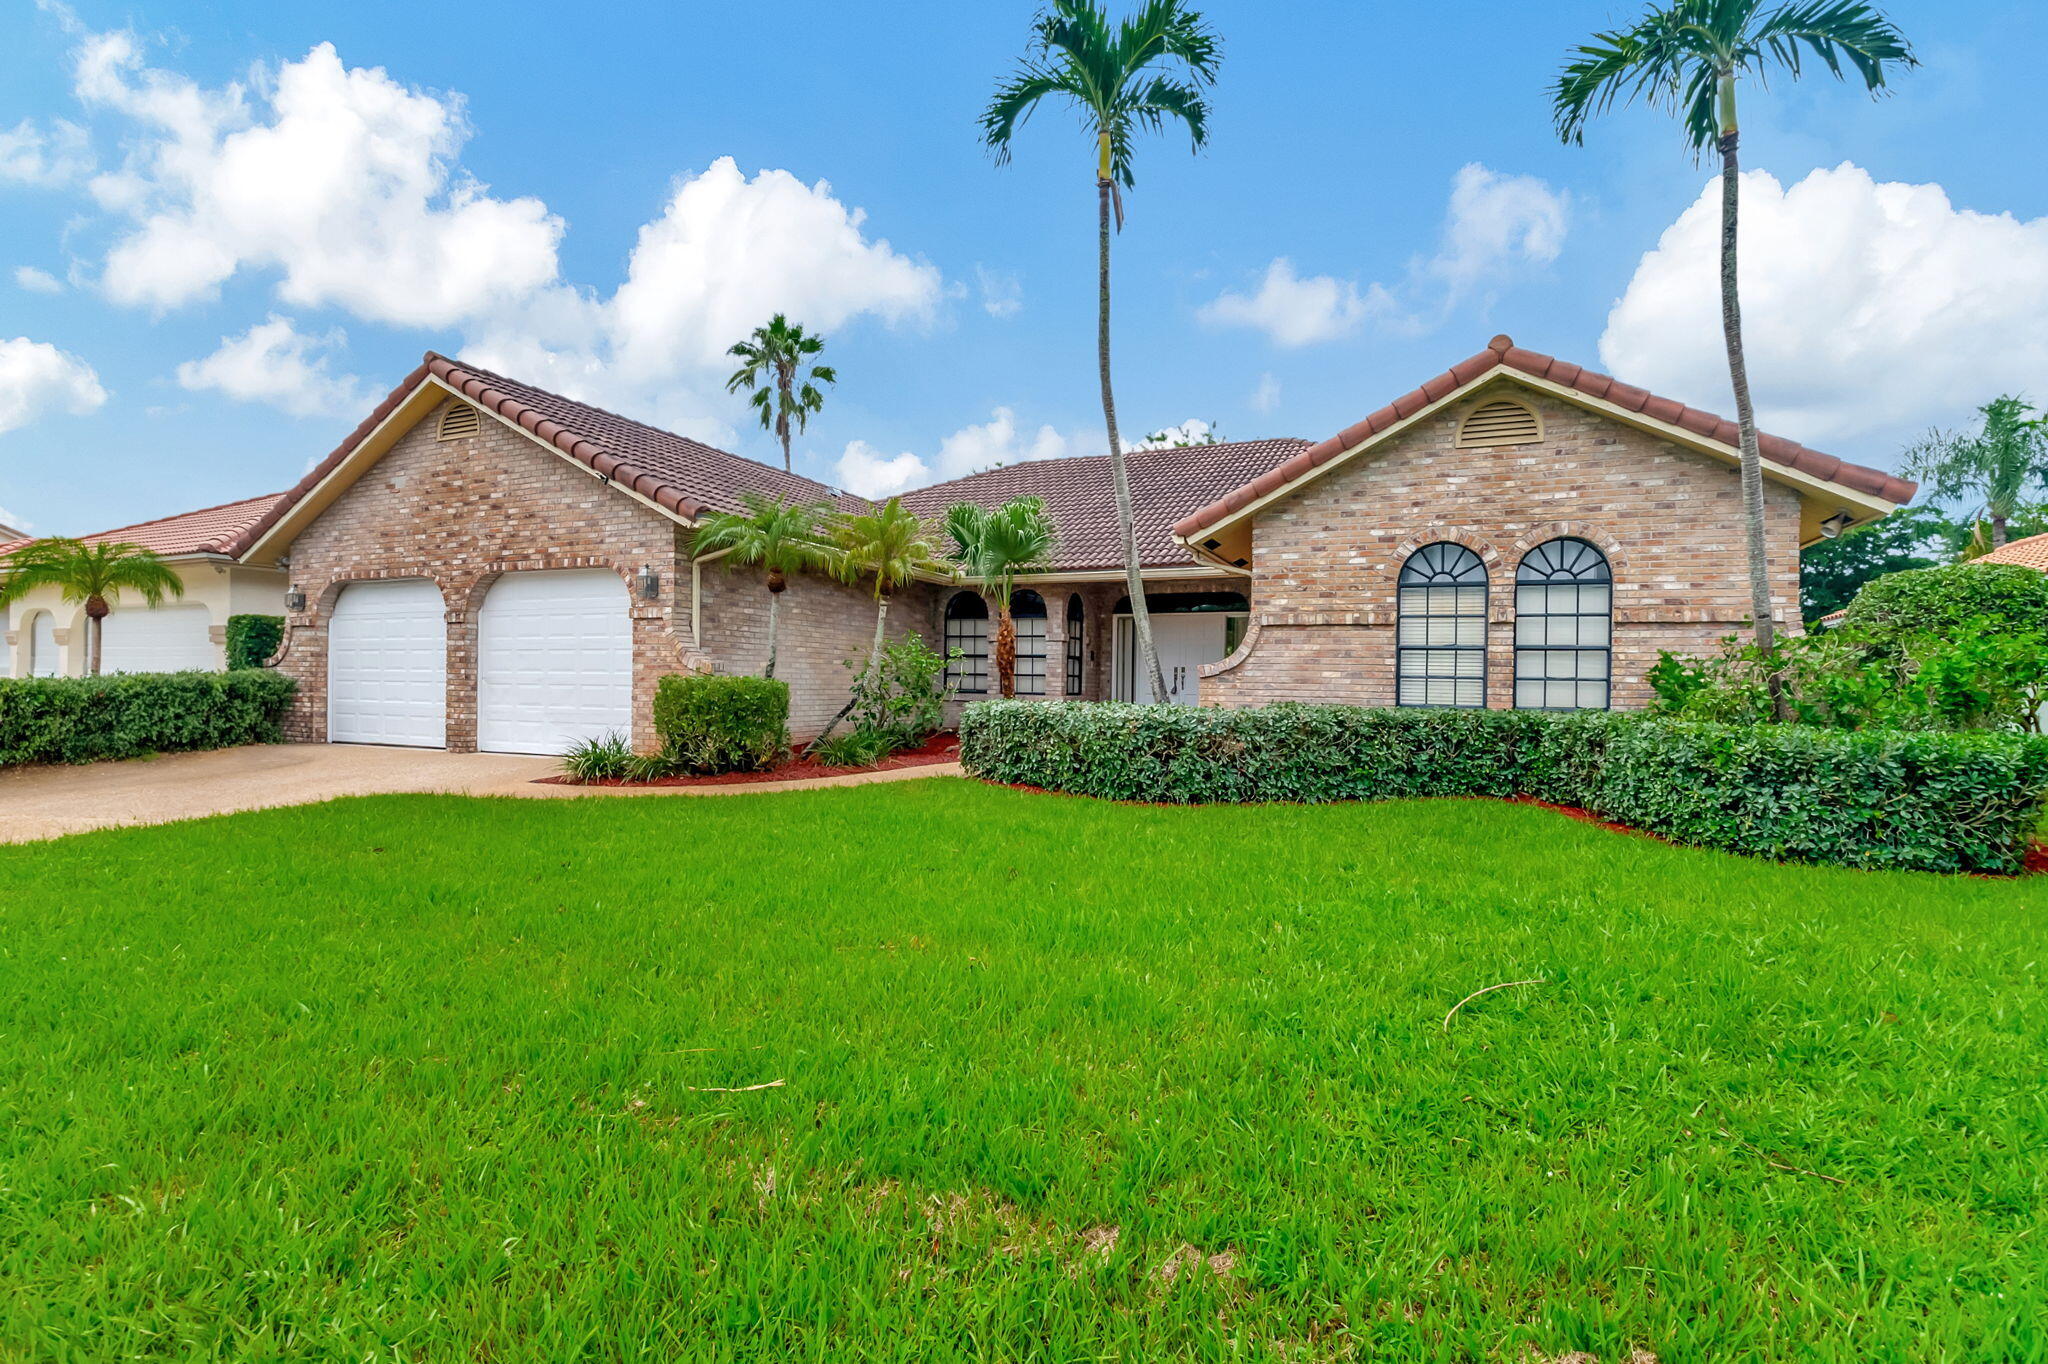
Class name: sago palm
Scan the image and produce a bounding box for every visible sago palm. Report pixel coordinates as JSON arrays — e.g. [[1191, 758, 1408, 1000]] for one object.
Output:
[[981, 0, 1219, 705], [725, 314, 837, 473], [693, 493, 833, 680], [809, 498, 951, 748], [0, 538, 184, 676], [945, 497, 1058, 699], [1903, 396, 2047, 550], [1553, 0, 1914, 665]]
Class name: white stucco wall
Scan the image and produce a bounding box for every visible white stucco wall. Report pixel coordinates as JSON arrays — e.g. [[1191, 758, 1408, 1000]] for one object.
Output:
[[2, 559, 286, 676]]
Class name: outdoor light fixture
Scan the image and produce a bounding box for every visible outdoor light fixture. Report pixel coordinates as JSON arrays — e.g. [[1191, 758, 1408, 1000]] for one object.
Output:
[[1819, 511, 1855, 540], [636, 565, 660, 601], [285, 584, 306, 612]]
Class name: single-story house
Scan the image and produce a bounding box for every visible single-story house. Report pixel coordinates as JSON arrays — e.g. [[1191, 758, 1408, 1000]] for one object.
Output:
[[1973, 532, 2048, 571], [8, 333, 1915, 752], [0, 497, 287, 678]]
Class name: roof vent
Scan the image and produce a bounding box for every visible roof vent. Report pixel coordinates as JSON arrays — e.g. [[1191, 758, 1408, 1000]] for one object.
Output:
[[1456, 398, 1541, 449], [437, 402, 482, 441]]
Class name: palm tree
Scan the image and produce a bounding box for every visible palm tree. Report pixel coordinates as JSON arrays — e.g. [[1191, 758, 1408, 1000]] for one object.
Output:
[[0, 538, 183, 676], [981, 0, 1219, 705], [944, 497, 1058, 699], [810, 497, 950, 749], [1553, 0, 1914, 662], [692, 493, 832, 681], [1903, 396, 2048, 550], [725, 314, 837, 473]]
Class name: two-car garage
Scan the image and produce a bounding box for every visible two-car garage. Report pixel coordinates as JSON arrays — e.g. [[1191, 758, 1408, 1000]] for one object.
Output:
[[326, 570, 632, 755]]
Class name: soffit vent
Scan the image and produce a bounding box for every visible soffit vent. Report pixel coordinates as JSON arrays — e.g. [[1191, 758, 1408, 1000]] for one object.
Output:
[[1456, 398, 1541, 449], [437, 402, 482, 441]]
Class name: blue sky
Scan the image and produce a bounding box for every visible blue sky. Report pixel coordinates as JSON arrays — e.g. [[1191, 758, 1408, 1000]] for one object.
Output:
[[2, 0, 2044, 535]]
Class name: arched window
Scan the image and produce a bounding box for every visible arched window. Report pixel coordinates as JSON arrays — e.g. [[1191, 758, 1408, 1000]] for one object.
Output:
[[943, 592, 989, 694], [1012, 589, 1048, 696], [1515, 538, 1612, 710], [1397, 542, 1488, 708], [1064, 594, 1085, 696]]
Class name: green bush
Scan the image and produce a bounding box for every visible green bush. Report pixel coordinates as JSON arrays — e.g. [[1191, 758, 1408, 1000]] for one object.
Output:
[[844, 635, 951, 751], [224, 614, 284, 670], [0, 669, 297, 768], [559, 731, 633, 784], [1844, 562, 2048, 640], [810, 726, 895, 769], [653, 674, 788, 774], [957, 700, 2048, 874]]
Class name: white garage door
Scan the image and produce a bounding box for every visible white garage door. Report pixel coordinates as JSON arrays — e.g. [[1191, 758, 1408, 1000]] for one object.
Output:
[[329, 579, 447, 748], [30, 613, 60, 677], [101, 604, 218, 674], [478, 570, 631, 755]]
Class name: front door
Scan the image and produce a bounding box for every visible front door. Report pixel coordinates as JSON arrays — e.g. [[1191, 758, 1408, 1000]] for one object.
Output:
[[1117, 613, 1231, 705]]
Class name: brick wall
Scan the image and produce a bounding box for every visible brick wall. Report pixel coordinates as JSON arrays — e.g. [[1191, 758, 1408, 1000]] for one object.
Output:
[[1204, 389, 1804, 710]]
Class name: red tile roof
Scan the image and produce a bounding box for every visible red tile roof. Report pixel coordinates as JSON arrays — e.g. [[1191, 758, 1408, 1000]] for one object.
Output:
[[1, 492, 287, 559], [1171, 335, 1918, 539], [1974, 532, 2048, 570], [900, 438, 1310, 572]]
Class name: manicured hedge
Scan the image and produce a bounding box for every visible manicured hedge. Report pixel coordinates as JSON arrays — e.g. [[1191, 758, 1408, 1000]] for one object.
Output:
[[958, 700, 2048, 875], [653, 673, 789, 774], [225, 613, 284, 670], [0, 669, 298, 768]]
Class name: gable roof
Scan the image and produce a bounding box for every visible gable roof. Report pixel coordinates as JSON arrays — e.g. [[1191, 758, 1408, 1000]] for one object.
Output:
[[1170, 335, 1917, 543], [1974, 532, 2048, 570], [1, 492, 286, 560], [900, 438, 1310, 573]]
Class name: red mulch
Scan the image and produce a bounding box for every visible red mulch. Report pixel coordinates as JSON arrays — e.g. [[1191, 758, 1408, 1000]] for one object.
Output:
[[537, 732, 961, 789]]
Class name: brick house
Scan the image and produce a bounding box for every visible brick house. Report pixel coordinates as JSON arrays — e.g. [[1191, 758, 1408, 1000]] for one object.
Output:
[[189, 335, 1909, 753]]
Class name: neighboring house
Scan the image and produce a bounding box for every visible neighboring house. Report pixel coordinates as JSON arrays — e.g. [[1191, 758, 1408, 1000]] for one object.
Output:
[[0, 496, 288, 679], [114, 334, 1915, 755], [1973, 532, 2048, 571]]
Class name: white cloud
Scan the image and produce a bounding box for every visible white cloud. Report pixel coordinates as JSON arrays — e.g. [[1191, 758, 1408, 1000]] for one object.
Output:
[[1131, 418, 1217, 449], [975, 264, 1022, 318], [0, 504, 30, 533], [0, 117, 93, 186], [175, 315, 366, 417], [834, 439, 929, 499], [935, 406, 1070, 479], [1426, 162, 1568, 297], [1602, 163, 2048, 446], [1250, 372, 1280, 414], [0, 337, 107, 435], [14, 266, 63, 294], [1198, 257, 1385, 348]]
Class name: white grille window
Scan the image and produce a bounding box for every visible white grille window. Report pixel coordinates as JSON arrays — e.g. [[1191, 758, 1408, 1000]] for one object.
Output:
[[1397, 542, 1488, 708]]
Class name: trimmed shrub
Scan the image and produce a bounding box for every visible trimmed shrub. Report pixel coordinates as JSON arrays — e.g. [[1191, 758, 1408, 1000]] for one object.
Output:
[[1844, 562, 2048, 641], [225, 613, 284, 670], [958, 700, 2048, 874], [0, 668, 298, 768], [653, 674, 788, 774]]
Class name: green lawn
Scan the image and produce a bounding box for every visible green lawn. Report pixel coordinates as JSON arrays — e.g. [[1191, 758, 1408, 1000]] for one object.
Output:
[[2, 780, 2042, 1362]]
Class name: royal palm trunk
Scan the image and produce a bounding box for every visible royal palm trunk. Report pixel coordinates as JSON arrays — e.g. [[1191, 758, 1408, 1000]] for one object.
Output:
[[1715, 110, 1778, 661], [1097, 161, 1168, 704]]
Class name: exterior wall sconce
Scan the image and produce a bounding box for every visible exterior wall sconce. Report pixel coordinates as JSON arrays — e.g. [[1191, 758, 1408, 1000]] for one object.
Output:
[[636, 565, 661, 601], [285, 584, 306, 612], [1819, 511, 1855, 540]]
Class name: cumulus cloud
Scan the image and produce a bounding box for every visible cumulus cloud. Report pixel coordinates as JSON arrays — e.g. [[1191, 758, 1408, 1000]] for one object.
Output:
[[935, 406, 1070, 479], [0, 336, 107, 435], [1201, 163, 1567, 346], [14, 266, 63, 294], [834, 439, 930, 499], [975, 265, 1022, 318], [0, 117, 93, 186], [175, 316, 366, 417], [1602, 163, 2048, 446]]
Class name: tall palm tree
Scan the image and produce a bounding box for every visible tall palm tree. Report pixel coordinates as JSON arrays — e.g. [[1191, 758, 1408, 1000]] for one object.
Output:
[[0, 538, 183, 676], [725, 314, 837, 473], [981, 0, 1219, 705], [811, 497, 950, 749], [1903, 396, 2048, 550], [944, 498, 1059, 699], [1553, 0, 1914, 663], [692, 493, 832, 680]]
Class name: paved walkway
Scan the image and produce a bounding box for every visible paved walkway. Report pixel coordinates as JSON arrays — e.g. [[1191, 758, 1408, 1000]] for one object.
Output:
[[0, 743, 963, 844]]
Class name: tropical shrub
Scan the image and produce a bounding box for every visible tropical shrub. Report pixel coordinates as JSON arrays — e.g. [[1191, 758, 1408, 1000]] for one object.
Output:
[[0, 669, 296, 767], [809, 727, 896, 769], [559, 731, 634, 784], [225, 613, 284, 670], [844, 634, 952, 752], [957, 700, 2048, 874], [653, 674, 789, 774]]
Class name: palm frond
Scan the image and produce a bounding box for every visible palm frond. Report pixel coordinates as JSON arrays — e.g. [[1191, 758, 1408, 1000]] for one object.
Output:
[[1746, 0, 1916, 91]]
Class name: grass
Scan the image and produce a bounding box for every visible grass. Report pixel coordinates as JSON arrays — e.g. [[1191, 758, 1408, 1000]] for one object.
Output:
[[1, 779, 2043, 1362]]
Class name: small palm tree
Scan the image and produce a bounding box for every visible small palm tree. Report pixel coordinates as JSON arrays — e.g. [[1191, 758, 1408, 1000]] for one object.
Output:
[[725, 315, 837, 474], [809, 498, 950, 749], [1904, 396, 2048, 550], [0, 538, 183, 676], [981, 0, 1220, 706], [1553, 0, 1914, 660], [693, 493, 832, 680], [945, 497, 1058, 699]]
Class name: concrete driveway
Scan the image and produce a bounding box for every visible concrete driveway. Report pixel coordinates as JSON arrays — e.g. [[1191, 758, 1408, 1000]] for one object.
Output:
[[0, 742, 963, 843]]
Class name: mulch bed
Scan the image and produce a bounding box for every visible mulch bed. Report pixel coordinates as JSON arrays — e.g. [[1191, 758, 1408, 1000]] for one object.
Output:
[[537, 732, 961, 789]]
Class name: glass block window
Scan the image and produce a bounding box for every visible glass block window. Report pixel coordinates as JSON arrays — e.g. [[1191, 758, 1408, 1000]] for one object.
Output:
[[944, 591, 989, 694], [1397, 542, 1488, 708], [1514, 537, 1612, 711], [1013, 590, 1048, 696], [1065, 595, 1085, 696]]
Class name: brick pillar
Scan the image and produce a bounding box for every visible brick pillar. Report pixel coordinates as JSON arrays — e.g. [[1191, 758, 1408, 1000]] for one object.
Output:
[[445, 606, 478, 753]]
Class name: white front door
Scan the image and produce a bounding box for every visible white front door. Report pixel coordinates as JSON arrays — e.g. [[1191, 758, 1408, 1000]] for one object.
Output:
[[1117, 614, 1232, 705], [329, 579, 448, 747], [477, 570, 631, 755], [101, 604, 218, 673]]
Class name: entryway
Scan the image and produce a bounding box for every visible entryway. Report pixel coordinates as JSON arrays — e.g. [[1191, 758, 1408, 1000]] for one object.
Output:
[[1111, 592, 1249, 705]]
